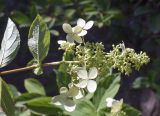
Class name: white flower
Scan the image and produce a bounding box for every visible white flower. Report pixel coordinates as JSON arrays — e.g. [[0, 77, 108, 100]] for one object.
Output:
[[68, 83, 84, 99], [106, 97, 123, 113], [106, 97, 116, 107], [75, 67, 98, 93], [77, 18, 94, 36], [62, 18, 94, 43], [52, 86, 78, 112], [62, 23, 83, 43]]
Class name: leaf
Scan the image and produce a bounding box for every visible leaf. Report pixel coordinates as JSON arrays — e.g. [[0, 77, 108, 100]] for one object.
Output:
[[69, 99, 97, 116], [28, 15, 50, 65], [122, 104, 141, 116], [97, 108, 110, 116], [24, 78, 46, 95], [0, 18, 20, 68], [12, 11, 31, 25], [15, 93, 43, 107], [55, 63, 71, 89], [25, 97, 62, 115], [8, 84, 20, 98], [0, 78, 15, 116], [93, 74, 121, 111]]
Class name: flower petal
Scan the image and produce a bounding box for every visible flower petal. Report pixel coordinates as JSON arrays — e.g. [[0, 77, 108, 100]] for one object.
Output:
[[78, 30, 87, 36], [57, 40, 66, 45], [62, 23, 72, 33], [106, 97, 116, 107], [75, 89, 84, 99], [72, 26, 82, 33], [66, 34, 74, 43], [64, 100, 76, 112], [77, 69, 88, 79], [83, 21, 94, 30], [60, 87, 68, 94], [75, 79, 88, 88], [72, 35, 82, 43], [67, 86, 79, 97], [87, 80, 97, 93], [77, 18, 86, 28], [52, 96, 63, 105], [88, 67, 98, 79]]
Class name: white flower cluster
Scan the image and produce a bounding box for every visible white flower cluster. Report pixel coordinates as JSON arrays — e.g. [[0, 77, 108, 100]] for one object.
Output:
[[62, 18, 94, 43], [53, 19, 97, 112], [52, 67, 98, 112]]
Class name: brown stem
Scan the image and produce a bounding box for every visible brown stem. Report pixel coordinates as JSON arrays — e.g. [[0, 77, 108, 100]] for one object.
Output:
[[0, 61, 79, 76]]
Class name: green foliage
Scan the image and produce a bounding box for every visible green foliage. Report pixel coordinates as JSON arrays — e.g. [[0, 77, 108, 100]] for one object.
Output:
[[26, 97, 63, 115], [0, 0, 123, 30], [15, 93, 43, 107], [24, 78, 46, 95], [0, 18, 20, 68], [28, 15, 50, 75], [123, 104, 141, 116], [56, 63, 71, 89], [93, 74, 121, 111], [12, 11, 31, 26], [8, 84, 20, 98], [0, 78, 15, 116], [69, 99, 97, 116]]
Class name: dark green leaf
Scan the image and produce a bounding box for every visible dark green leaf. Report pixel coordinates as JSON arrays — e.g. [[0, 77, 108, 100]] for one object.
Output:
[[26, 97, 62, 115], [12, 11, 31, 25], [0, 18, 20, 68], [15, 93, 43, 107], [123, 104, 141, 116], [15, 93, 42, 103], [0, 78, 15, 116], [56, 63, 71, 88]]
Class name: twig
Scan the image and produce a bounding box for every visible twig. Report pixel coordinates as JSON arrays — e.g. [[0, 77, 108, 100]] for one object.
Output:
[[0, 61, 79, 76]]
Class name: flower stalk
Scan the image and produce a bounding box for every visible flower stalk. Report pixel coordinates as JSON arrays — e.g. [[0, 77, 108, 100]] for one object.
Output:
[[0, 61, 79, 76]]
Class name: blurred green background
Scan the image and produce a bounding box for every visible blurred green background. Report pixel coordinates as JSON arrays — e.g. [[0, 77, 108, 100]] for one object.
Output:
[[0, 0, 160, 115]]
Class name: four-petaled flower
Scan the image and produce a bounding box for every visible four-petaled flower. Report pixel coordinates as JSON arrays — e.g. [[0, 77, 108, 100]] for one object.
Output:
[[77, 18, 94, 36], [75, 67, 98, 93], [62, 18, 94, 43], [52, 86, 79, 112], [62, 23, 83, 43]]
